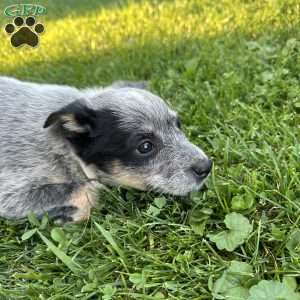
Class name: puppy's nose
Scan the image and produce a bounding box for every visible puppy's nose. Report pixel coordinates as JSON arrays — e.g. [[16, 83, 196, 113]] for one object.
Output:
[[191, 159, 212, 179]]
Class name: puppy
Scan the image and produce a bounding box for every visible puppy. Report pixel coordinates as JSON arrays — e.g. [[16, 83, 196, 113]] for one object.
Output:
[[0, 77, 212, 222]]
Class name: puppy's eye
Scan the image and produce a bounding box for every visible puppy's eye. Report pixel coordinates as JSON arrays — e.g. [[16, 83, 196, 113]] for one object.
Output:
[[137, 141, 153, 154]]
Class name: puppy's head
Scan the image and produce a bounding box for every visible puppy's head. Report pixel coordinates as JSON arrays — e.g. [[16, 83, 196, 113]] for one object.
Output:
[[44, 88, 212, 195]]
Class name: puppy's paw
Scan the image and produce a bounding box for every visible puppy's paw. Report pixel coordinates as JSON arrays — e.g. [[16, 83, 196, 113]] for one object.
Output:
[[45, 205, 79, 224], [67, 183, 98, 222]]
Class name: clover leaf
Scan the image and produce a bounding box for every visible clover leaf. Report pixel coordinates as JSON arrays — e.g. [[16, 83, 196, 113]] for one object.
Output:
[[248, 280, 300, 300], [212, 262, 300, 300], [213, 261, 253, 299], [129, 272, 147, 290], [286, 229, 300, 257], [208, 212, 253, 251], [231, 193, 254, 211], [101, 284, 117, 300]]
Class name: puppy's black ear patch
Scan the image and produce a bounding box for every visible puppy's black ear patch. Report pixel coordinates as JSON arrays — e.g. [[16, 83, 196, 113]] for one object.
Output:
[[43, 100, 96, 135]]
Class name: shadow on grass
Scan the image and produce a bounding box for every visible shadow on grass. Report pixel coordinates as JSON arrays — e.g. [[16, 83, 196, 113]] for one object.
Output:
[[0, 24, 296, 87], [0, 0, 147, 24]]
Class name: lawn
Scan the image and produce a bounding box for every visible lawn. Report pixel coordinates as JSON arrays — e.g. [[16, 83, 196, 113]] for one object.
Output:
[[0, 0, 300, 299]]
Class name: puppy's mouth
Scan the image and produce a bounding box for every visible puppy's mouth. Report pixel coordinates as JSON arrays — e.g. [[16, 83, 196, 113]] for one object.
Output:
[[193, 174, 210, 185], [200, 181, 209, 191], [146, 178, 209, 197], [94, 162, 211, 197]]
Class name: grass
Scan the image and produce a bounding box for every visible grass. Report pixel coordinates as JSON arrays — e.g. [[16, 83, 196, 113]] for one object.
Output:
[[0, 0, 300, 299]]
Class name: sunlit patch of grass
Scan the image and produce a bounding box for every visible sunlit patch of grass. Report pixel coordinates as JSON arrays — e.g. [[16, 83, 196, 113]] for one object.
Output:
[[0, 0, 300, 299], [0, 0, 298, 74]]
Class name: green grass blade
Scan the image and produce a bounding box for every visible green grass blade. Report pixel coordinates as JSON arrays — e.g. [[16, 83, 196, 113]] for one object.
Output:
[[37, 231, 81, 274], [94, 222, 125, 260]]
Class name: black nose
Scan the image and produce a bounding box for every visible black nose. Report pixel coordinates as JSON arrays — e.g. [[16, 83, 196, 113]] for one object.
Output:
[[191, 159, 212, 179]]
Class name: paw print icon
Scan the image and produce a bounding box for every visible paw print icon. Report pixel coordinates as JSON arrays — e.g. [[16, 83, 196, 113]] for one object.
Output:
[[5, 16, 44, 48]]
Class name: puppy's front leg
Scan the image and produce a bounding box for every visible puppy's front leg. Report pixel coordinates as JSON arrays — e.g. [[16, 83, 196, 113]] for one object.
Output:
[[65, 181, 99, 222], [28, 181, 99, 223]]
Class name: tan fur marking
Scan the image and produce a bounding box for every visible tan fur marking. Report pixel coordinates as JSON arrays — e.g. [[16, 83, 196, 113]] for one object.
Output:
[[77, 158, 98, 180], [111, 160, 146, 190], [68, 183, 99, 221], [61, 114, 87, 133]]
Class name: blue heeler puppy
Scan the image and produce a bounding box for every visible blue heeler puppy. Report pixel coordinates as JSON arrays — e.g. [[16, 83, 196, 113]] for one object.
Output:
[[0, 77, 212, 222]]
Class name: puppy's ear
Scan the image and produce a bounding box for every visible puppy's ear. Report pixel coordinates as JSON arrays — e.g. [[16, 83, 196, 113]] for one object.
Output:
[[44, 100, 96, 135]]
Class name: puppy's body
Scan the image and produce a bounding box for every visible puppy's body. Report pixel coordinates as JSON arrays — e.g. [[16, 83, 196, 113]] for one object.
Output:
[[0, 77, 95, 220], [0, 77, 212, 222]]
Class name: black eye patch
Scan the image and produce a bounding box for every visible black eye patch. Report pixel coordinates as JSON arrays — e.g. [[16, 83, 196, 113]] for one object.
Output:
[[66, 108, 159, 172]]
